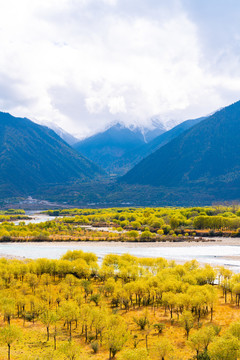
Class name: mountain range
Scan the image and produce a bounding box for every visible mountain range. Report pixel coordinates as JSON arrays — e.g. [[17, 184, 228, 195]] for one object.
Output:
[[73, 118, 203, 176], [121, 101, 240, 190], [73, 121, 166, 175], [113, 116, 205, 174], [2, 99, 240, 205], [0, 112, 102, 197], [44, 122, 79, 145]]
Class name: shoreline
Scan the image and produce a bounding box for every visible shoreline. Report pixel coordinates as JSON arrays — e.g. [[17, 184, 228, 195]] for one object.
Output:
[[0, 236, 239, 247], [1, 238, 240, 266]]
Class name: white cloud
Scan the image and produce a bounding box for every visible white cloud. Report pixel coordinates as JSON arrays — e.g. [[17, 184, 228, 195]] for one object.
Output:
[[108, 96, 126, 114], [0, 0, 239, 137]]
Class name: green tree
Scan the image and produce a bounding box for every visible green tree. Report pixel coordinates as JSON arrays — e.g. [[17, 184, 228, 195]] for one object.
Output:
[[40, 309, 57, 341], [133, 313, 150, 331], [59, 341, 80, 360], [0, 297, 15, 324], [105, 315, 129, 359], [60, 301, 79, 341], [119, 348, 149, 360], [208, 336, 240, 360], [180, 310, 194, 340], [155, 338, 173, 360], [189, 326, 215, 358], [0, 325, 22, 360], [228, 322, 240, 340]]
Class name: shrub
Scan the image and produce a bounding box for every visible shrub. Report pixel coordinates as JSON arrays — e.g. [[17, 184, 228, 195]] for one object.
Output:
[[154, 322, 165, 335], [133, 315, 149, 330], [90, 341, 99, 353]]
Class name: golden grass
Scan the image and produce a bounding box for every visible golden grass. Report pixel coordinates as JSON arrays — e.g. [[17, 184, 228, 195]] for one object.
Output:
[[0, 290, 239, 360]]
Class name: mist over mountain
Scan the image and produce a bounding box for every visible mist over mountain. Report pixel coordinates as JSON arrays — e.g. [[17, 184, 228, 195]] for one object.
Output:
[[114, 116, 205, 174], [73, 121, 167, 175], [43, 122, 79, 145], [121, 101, 240, 190], [141, 118, 167, 142], [0, 112, 102, 197]]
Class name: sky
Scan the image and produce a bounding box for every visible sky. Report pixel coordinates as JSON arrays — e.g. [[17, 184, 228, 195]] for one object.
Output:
[[0, 0, 240, 138]]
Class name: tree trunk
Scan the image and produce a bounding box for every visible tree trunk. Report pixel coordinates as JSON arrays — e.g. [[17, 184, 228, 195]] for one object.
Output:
[[85, 324, 88, 343], [69, 321, 72, 341], [54, 324, 57, 350], [8, 344, 10, 360]]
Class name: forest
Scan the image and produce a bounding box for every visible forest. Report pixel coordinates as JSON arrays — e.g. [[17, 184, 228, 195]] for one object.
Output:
[[0, 250, 240, 359], [2, 206, 240, 242]]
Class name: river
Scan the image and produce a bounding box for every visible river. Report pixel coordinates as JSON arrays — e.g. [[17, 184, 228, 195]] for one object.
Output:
[[0, 241, 240, 271], [6, 212, 240, 271]]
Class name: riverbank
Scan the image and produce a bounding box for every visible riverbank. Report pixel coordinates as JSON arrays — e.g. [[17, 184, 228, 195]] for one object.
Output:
[[0, 239, 240, 270], [0, 235, 237, 245]]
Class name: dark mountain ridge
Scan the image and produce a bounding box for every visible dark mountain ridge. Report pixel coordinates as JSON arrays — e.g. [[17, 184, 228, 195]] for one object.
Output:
[[113, 116, 205, 174], [74, 118, 205, 176], [74, 123, 148, 175], [121, 101, 240, 189], [0, 112, 102, 196]]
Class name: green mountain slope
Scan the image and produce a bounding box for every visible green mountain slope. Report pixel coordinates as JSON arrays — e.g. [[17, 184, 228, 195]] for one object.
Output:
[[121, 101, 240, 188], [74, 123, 147, 175], [114, 117, 204, 174], [0, 112, 102, 196]]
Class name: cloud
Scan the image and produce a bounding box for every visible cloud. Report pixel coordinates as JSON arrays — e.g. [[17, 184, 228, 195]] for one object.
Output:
[[0, 0, 240, 137]]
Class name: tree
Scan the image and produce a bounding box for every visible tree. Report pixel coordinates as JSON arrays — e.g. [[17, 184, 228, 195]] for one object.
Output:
[[228, 322, 240, 340], [170, 217, 179, 230], [162, 292, 176, 319], [119, 348, 149, 360], [105, 315, 129, 359], [0, 297, 15, 324], [189, 326, 215, 358], [0, 325, 22, 360], [60, 301, 79, 341], [127, 231, 139, 240], [92, 308, 107, 343], [25, 273, 39, 294], [140, 231, 153, 241], [154, 323, 165, 336], [79, 304, 93, 343], [208, 336, 240, 360], [40, 309, 57, 341], [155, 338, 173, 360], [59, 341, 80, 360], [52, 311, 61, 350], [133, 313, 149, 331], [180, 310, 194, 340]]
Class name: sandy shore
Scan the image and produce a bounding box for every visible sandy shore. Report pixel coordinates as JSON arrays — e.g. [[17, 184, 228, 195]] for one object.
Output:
[[0, 253, 26, 260], [24, 237, 237, 247], [1, 236, 240, 248], [1, 237, 240, 264]]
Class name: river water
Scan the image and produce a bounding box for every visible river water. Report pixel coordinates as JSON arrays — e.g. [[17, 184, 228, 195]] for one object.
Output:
[[4, 212, 240, 271], [0, 241, 239, 271], [13, 211, 59, 225]]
